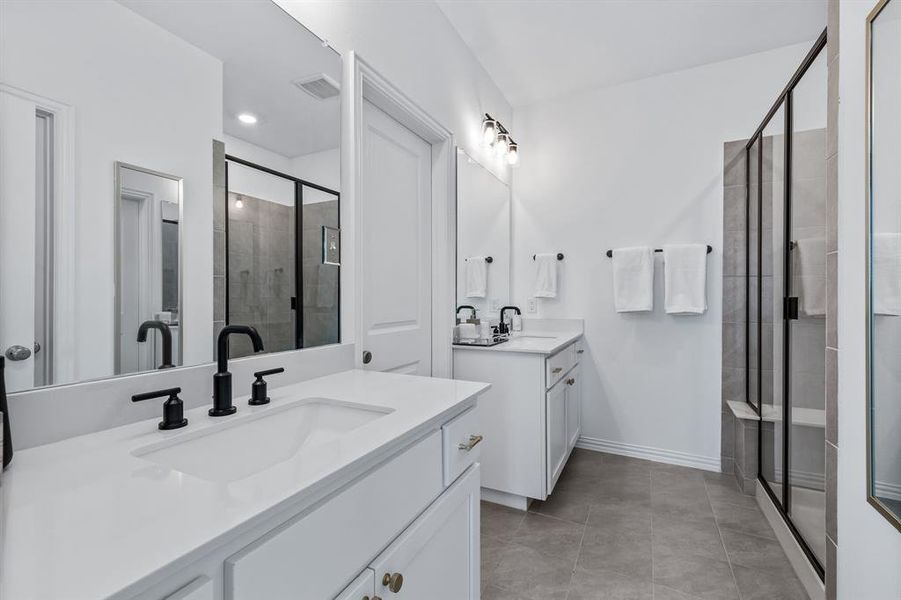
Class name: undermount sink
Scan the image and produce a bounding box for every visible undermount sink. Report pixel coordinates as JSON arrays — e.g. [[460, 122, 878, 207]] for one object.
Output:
[[133, 398, 392, 482]]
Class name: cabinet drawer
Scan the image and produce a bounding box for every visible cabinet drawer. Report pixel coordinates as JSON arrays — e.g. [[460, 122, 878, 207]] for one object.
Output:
[[226, 431, 443, 600], [442, 407, 481, 486], [546, 344, 575, 389]]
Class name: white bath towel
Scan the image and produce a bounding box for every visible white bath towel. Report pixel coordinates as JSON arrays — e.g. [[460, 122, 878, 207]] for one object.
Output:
[[663, 244, 708, 315], [612, 246, 654, 312], [533, 254, 558, 298], [874, 232, 901, 316], [465, 256, 488, 298], [795, 237, 826, 317]]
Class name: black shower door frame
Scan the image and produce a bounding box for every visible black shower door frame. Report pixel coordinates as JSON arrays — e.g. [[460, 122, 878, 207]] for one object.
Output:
[[743, 29, 827, 581], [224, 154, 341, 350]]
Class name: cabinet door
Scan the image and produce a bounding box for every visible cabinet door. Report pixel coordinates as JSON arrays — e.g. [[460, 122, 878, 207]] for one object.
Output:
[[370, 465, 480, 599], [335, 570, 376, 600], [565, 365, 582, 450], [546, 382, 567, 494]]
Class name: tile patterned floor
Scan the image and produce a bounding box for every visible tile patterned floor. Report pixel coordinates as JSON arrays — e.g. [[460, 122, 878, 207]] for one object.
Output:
[[481, 449, 809, 600]]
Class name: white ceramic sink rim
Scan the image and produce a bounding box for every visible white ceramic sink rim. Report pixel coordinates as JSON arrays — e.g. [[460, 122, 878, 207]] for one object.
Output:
[[132, 397, 393, 482]]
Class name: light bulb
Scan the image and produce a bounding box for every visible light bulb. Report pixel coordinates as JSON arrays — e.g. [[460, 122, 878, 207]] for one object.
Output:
[[481, 118, 497, 146], [237, 113, 258, 125], [494, 133, 509, 156], [234, 199, 244, 209], [507, 142, 519, 165]]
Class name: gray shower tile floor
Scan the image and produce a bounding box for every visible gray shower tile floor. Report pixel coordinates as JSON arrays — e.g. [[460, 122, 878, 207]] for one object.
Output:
[[481, 449, 809, 600]]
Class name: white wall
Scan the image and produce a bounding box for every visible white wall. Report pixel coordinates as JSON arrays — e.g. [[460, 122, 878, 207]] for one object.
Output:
[[838, 0, 901, 597], [511, 42, 813, 467], [274, 0, 514, 184], [0, 0, 221, 378]]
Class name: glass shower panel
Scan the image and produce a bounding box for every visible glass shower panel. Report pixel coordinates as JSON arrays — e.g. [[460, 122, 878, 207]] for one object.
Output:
[[787, 50, 828, 565], [227, 165, 297, 357], [760, 103, 786, 506], [747, 137, 760, 411], [301, 185, 340, 348]]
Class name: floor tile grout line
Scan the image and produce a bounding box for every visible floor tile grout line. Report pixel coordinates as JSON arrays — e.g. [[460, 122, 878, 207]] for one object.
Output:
[[563, 504, 589, 600], [707, 480, 745, 600]]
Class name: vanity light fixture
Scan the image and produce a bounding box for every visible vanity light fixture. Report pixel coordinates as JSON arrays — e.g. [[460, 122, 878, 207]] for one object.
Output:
[[481, 113, 519, 165], [234, 199, 244, 209], [237, 112, 258, 125]]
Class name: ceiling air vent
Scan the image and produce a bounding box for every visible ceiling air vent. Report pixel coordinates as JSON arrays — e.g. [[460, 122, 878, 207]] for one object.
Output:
[[293, 74, 340, 100]]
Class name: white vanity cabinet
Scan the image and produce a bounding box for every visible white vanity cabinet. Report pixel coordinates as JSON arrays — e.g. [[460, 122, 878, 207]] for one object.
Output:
[[130, 406, 481, 600], [453, 333, 583, 509]]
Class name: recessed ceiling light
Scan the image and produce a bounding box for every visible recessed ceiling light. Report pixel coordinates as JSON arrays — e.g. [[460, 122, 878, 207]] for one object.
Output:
[[237, 113, 258, 125]]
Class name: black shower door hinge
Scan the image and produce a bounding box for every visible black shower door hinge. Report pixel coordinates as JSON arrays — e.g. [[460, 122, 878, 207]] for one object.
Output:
[[784, 297, 799, 320]]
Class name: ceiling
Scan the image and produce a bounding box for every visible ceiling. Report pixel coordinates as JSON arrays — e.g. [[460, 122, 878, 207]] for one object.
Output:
[[436, 0, 827, 107], [120, 0, 340, 158]]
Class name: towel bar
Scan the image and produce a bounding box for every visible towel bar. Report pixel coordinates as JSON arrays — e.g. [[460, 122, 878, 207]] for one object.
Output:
[[532, 253, 564, 261], [466, 256, 493, 263], [605, 245, 713, 258]]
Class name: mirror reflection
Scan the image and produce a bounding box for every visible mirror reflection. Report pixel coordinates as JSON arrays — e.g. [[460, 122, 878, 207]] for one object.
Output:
[[868, 0, 901, 529], [455, 150, 511, 324], [0, 0, 341, 392]]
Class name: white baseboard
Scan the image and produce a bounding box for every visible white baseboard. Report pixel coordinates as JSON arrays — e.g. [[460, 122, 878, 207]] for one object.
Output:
[[576, 435, 721, 472], [875, 480, 901, 501]]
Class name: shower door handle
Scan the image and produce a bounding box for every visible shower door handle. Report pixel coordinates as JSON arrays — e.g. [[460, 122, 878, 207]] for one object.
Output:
[[784, 297, 799, 320]]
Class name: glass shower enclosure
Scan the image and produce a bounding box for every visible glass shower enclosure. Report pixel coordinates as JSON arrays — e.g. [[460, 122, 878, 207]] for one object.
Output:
[[744, 31, 828, 578]]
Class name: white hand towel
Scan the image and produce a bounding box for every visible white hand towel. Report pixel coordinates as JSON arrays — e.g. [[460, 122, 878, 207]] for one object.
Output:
[[874, 232, 901, 316], [795, 237, 826, 317], [663, 244, 708, 315], [465, 256, 488, 298], [533, 253, 558, 298], [612, 246, 654, 312]]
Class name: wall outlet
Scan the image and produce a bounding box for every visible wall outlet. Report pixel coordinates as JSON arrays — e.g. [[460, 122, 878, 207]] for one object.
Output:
[[526, 298, 537, 314]]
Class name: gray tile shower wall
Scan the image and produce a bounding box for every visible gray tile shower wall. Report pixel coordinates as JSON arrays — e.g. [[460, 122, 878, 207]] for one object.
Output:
[[213, 140, 227, 356], [227, 192, 296, 358]]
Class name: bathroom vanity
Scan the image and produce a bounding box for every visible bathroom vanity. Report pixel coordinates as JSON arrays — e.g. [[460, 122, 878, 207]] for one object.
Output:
[[453, 319, 584, 509], [0, 370, 488, 600]]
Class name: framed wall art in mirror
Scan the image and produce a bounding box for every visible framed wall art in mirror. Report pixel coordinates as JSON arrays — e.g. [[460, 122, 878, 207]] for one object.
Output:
[[866, 0, 901, 531]]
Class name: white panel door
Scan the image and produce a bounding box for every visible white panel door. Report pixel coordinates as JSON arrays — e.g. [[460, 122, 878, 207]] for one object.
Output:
[[546, 381, 567, 494], [334, 569, 375, 600], [370, 465, 480, 600], [360, 100, 432, 375], [0, 91, 37, 391]]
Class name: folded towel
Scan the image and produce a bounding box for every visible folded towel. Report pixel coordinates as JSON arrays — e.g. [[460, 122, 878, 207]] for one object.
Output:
[[612, 246, 654, 312], [795, 237, 826, 317], [663, 244, 708, 315], [465, 256, 487, 298], [534, 253, 558, 298], [874, 233, 901, 316]]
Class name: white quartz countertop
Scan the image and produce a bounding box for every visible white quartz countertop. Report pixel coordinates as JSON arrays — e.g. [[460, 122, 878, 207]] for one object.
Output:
[[453, 330, 582, 355], [0, 370, 488, 600]]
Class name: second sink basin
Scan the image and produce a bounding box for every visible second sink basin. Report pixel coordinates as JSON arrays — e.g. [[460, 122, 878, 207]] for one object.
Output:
[[133, 398, 392, 482]]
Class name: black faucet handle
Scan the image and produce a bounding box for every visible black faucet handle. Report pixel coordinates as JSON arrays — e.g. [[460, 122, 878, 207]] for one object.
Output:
[[132, 387, 188, 430], [250, 367, 284, 406], [253, 367, 285, 379]]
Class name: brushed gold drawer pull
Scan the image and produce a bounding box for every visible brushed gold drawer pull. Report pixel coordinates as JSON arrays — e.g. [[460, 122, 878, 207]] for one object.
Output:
[[458, 434, 483, 451], [552, 367, 563, 374], [382, 572, 404, 593]]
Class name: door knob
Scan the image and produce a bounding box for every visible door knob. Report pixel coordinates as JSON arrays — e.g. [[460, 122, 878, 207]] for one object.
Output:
[[5, 345, 31, 361], [382, 572, 403, 593], [34, 341, 41, 354], [362, 350, 373, 365]]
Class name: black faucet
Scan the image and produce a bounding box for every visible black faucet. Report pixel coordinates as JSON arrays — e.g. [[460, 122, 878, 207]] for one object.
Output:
[[132, 387, 188, 430], [136, 320, 174, 369], [498, 306, 521, 335], [211, 325, 264, 417], [456, 305, 476, 323]]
